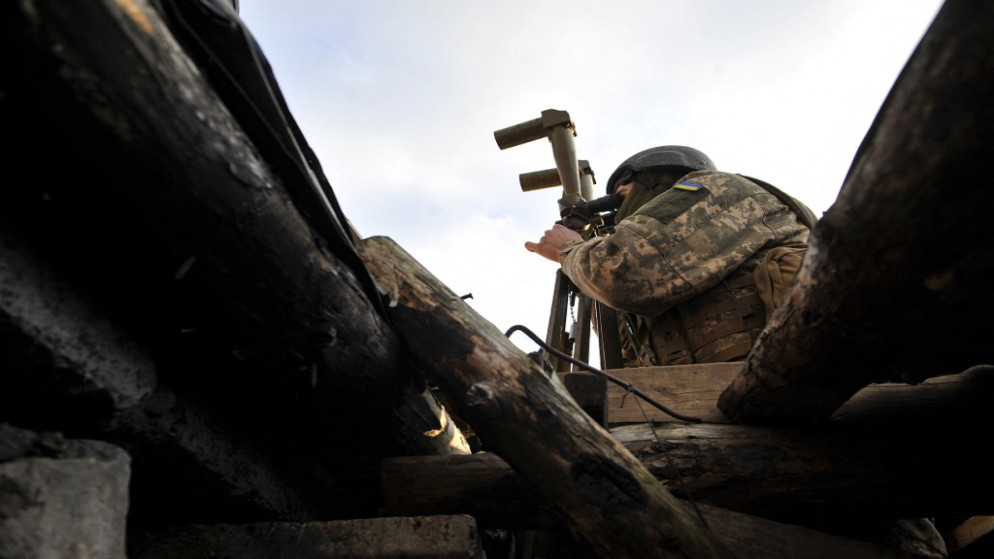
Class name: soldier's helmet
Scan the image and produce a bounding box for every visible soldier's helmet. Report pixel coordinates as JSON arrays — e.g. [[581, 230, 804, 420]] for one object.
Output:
[[606, 146, 716, 193]]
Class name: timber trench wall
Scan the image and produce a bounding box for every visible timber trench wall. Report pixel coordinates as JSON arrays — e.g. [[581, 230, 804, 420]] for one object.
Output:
[[3, 0, 994, 558]]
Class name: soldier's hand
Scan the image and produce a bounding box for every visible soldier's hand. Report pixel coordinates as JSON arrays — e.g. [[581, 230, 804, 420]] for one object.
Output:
[[525, 224, 582, 263]]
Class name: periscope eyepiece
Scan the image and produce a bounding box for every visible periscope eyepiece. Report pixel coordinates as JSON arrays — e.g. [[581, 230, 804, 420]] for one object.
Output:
[[580, 192, 624, 214]]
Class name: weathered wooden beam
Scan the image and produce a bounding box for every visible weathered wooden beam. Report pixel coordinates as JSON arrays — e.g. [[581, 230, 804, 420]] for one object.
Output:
[[0, 237, 340, 522], [2, 0, 468, 453], [1, 0, 467, 523], [618, 372, 993, 524], [718, 0, 994, 423], [692, 503, 907, 559], [359, 236, 731, 559], [943, 516, 994, 555], [382, 452, 554, 529], [383, 368, 994, 525], [380, 456, 908, 558]]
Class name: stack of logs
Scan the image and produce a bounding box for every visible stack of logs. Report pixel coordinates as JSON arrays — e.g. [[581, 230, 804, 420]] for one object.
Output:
[[1, 0, 992, 557]]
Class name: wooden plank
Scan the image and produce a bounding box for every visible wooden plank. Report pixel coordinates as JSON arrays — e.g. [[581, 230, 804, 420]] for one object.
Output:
[[381, 453, 556, 529], [380, 461, 905, 558], [588, 362, 742, 425], [578, 363, 983, 426]]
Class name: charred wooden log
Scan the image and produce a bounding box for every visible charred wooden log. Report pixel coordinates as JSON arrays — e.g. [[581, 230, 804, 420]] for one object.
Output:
[[0, 237, 344, 523], [359, 236, 732, 559], [0, 0, 465, 523], [620, 369, 994, 525], [718, 0, 994, 423], [383, 367, 994, 526]]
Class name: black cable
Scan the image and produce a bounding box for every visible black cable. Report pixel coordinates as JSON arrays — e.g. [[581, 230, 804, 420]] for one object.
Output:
[[504, 324, 702, 424]]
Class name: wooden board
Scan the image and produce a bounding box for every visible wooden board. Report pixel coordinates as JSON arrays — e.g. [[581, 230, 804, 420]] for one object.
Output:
[[558, 362, 743, 425]]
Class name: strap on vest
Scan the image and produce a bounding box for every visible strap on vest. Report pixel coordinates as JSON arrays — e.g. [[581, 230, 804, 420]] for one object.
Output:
[[738, 175, 819, 230]]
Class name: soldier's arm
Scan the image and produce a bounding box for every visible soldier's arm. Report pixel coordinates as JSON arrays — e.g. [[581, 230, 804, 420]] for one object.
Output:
[[525, 224, 583, 262], [560, 171, 788, 315]]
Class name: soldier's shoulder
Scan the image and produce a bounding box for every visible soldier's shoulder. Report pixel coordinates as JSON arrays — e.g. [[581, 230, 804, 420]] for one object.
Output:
[[681, 170, 765, 192]]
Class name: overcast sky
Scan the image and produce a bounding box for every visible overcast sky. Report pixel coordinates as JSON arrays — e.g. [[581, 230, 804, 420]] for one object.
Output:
[[237, 1, 944, 361]]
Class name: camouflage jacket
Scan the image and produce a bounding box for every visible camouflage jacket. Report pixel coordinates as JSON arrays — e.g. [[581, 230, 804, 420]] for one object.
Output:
[[559, 170, 811, 365]]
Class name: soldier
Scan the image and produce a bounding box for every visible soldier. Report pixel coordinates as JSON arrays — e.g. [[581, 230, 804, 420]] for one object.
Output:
[[527, 145, 948, 558], [526, 145, 813, 367]]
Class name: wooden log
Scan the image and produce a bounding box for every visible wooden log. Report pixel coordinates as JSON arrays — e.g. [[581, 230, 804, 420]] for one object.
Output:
[[943, 516, 994, 554], [718, 0, 994, 423], [654, 364, 994, 522], [359, 236, 731, 559], [382, 452, 556, 529], [0, 0, 466, 508], [0, 239, 347, 522], [380, 457, 908, 558], [383, 367, 994, 526], [691, 503, 907, 559], [616, 381, 992, 525]]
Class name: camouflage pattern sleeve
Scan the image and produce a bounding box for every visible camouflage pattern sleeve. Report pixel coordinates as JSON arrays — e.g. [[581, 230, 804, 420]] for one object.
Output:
[[559, 170, 808, 316]]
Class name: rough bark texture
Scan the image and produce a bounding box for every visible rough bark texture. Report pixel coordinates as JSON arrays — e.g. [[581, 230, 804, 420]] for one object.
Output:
[[383, 367, 994, 527], [1, 0, 988, 556], [381, 460, 912, 558], [0, 0, 465, 525], [359, 236, 731, 559], [619, 370, 994, 525], [718, 0, 994, 423]]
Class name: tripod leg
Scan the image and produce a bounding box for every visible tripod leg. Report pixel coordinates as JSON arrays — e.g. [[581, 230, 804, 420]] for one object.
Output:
[[544, 270, 572, 372], [595, 302, 625, 370], [571, 294, 592, 367]]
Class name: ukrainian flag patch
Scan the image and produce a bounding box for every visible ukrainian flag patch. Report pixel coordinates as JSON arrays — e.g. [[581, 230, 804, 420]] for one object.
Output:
[[674, 180, 703, 192]]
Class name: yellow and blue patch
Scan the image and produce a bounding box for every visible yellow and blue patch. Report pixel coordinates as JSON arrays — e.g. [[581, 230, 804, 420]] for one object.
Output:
[[673, 180, 703, 192]]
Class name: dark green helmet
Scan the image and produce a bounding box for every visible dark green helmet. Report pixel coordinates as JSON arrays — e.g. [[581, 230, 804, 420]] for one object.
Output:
[[606, 145, 716, 193]]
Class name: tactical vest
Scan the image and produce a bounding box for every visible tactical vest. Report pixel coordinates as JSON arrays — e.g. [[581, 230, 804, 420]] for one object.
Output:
[[618, 254, 769, 367], [609, 172, 815, 367]]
